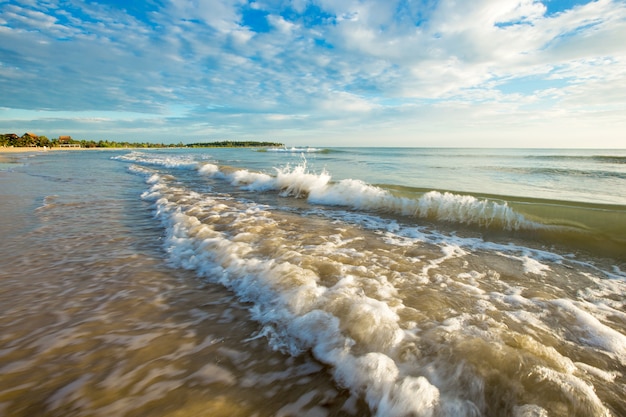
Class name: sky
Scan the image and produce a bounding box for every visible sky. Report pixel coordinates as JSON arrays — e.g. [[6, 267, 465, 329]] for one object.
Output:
[[1, 0, 625, 147]]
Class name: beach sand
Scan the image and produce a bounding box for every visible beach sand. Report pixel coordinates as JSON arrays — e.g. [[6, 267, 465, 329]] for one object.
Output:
[[0, 146, 82, 154]]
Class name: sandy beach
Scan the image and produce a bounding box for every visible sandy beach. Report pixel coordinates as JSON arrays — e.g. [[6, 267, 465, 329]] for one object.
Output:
[[0, 146, 83, 154]]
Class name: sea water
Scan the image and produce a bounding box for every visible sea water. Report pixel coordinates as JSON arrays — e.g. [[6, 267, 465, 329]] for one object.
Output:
[[0, 147, 624, 417]]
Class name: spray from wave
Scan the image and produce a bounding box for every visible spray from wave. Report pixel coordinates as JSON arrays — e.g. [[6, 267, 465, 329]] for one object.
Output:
[[197, 160, 540, 231], [264, 146, 328, 153], [113, 151, 558, 233]]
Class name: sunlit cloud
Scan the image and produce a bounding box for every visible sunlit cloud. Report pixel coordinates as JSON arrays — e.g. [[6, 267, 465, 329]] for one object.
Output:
[[0, 0, 624, 147]]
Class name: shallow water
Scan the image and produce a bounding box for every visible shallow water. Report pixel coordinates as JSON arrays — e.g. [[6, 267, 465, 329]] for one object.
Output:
[[1, 148, 625, 417]]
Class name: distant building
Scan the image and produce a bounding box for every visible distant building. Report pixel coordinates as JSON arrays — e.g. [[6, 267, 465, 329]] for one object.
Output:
[[58, 135, 80, 147], [20, 132, 39, 147]]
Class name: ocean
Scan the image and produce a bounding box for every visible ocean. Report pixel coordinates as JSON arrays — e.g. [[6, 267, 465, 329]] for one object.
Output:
[[0, 147, 624, 417]]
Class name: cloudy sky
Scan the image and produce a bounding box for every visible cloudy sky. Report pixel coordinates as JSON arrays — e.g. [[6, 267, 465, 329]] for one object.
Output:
[[1, 0, 625, 147]]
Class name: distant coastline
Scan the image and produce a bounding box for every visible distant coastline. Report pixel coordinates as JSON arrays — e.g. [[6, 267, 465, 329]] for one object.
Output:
[[1, 132, 284, 152], [186, 141, 284, 148]]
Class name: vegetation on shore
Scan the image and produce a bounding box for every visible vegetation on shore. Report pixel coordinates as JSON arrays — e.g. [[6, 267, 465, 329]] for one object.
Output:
[[1, 133, 283, 149], [186, 141, 283, 148]]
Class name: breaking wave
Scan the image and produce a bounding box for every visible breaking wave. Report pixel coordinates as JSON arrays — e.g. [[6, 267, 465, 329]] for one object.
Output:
[[197, 161, 541, 231], [112, 150, 626, 417], [116, 151, 626, 258], [263, 146, 329, 153]]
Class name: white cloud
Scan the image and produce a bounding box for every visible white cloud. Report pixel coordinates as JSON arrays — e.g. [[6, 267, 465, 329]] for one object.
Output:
[[0, 0, 624, 146], [168, 0, 246, 33], [268, 14, 296, 33]]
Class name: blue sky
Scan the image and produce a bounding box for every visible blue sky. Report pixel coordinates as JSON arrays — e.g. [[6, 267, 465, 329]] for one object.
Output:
[[1, 0, 625, 147]]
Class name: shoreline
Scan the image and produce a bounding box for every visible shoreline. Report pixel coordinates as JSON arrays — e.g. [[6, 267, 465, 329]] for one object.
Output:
[[0, 147, 145, 156], [0, 146, 86, 154], [0, 147, 124, 164], [0, 145, 279, 155]]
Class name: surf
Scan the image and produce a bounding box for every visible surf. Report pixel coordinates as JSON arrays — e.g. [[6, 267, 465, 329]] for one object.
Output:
[[193, 159, 625, 259], [116, 150, 625, 261], [133, 160, 625, 417]]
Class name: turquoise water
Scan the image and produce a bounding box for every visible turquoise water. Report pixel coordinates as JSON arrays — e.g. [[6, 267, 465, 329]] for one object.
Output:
[[1, 148, 625, 417]]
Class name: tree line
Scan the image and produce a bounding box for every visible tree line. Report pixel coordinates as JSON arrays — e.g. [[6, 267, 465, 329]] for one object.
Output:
[[1, 133, 283, 149], [186, 140, 284, 148]]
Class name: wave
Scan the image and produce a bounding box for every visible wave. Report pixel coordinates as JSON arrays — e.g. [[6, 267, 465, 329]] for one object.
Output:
[[139, 174, 466, 416], [592, 155, 626, 164], [489, 166, 626, 180], [112, 151, 200, 169], [137, 170, 624, 417], [118, 151, 626, 416], [115, 152, 625, 257], [263, 146, 330, 153], [196, 161, 541, 231], [115, 152, 604, 231], [198, 161, 626, 259], [526, 154, 626, 164]]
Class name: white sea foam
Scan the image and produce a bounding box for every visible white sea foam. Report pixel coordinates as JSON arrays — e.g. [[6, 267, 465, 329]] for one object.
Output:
[[125, 153, 625, 416], [198, 163, 220, 176], [552, 299, 626, 365], [309, 178, 390, 208], [520, 256, 551, 276], [491, 253, 552, 276], [113, 151, 199, 169], [513, 404, 549, 417], [141, 174, 478, 416], [530, 366, 612, 416], [128, 164, 154, 176], [266, 146, 326, 153], [275, 163, 331, 197], [415, 191, 532, 230], [197, 161, 542, 232], [230, 169, 275, 191]]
